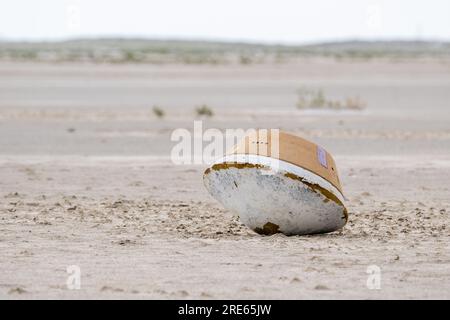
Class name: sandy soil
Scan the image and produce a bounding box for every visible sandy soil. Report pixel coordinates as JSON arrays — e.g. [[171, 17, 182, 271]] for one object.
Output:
[[0, 59, 449, 299]]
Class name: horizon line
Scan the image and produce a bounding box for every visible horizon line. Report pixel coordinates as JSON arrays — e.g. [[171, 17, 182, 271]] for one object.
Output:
[[1, 35, 450, 47]]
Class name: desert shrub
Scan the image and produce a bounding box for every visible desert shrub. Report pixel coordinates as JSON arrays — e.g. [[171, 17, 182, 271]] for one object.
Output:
[[297, 87, 366, 110], [195, 104, 214, 117], [152, 106, 165, 118]]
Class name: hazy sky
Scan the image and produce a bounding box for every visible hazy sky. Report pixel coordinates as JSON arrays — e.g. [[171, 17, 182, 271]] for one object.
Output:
[[1, 0, 449, 43]]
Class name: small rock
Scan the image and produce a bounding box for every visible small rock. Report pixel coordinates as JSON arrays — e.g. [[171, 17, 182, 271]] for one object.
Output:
[[178, 290, 189, 297], [8, 287, 27, 294], [314, 285, 330, 290]]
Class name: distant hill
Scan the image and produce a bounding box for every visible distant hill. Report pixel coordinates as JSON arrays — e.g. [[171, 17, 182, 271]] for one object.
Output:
[[1, 39, 449, 64]]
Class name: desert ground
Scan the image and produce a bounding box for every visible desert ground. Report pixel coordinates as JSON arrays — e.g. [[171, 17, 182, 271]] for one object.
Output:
[[0, 54, 449, 299]]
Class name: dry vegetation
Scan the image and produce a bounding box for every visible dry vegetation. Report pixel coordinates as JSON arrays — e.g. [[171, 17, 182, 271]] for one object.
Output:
[[152, 106, 165, 118], [0, 39, 449, 64], [195, 105, 214, 117], [296, 87, 366, 110]]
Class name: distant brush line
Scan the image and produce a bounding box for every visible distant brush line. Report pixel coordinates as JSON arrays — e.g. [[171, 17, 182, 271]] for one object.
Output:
[[0, 39, 449, 64]]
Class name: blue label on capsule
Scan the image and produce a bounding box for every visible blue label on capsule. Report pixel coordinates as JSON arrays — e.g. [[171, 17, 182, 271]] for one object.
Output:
[[317, 146, 328, 168]]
